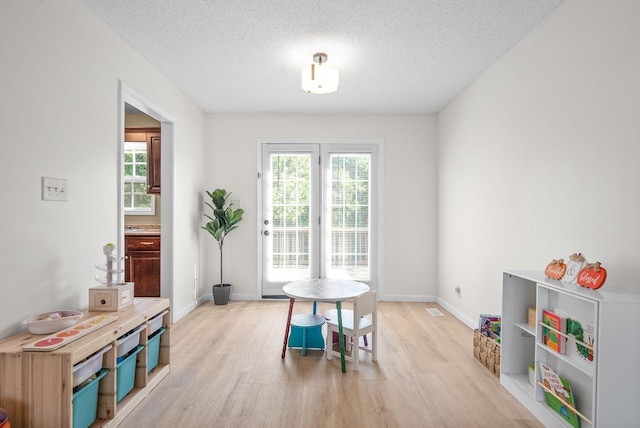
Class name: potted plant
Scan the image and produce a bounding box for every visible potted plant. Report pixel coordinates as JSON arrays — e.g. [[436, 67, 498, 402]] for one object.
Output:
[[202, 188, 244, 305]]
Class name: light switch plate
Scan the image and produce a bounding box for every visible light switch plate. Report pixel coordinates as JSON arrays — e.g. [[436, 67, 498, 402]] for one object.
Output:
[[42, 176, 68, 201]]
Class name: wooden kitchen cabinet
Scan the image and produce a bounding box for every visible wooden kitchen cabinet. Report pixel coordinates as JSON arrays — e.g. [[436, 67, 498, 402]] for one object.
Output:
[[125, 235, 160, 297], [124, 127, 161, 194], [146, 133, 161, 194]]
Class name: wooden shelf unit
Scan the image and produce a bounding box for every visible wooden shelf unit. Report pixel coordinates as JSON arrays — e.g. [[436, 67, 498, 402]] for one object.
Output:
[[0, 298, 170, 428], [501, 270, 640, 427]]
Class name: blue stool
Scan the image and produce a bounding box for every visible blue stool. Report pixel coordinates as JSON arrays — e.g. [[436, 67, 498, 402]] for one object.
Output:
[[287, 313, 325, 355]]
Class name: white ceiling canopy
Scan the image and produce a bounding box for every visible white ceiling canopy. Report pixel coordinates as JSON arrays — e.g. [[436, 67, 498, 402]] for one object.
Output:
[[78, 0, 565, 114]]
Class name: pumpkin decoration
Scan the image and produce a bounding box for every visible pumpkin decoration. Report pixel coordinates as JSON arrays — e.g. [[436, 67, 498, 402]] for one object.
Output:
[[564, 252, 586, 284], [545, 258, 566, 280], [577, 262, 607, 289]]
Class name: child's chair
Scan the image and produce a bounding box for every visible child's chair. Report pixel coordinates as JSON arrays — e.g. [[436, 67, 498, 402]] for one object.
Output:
[[325, 290, 377, 371]]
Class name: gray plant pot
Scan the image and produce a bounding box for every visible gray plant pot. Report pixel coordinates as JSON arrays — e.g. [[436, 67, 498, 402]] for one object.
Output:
[[212, 283, 232, 305]]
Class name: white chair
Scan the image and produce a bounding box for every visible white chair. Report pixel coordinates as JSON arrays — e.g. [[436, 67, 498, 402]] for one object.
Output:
[[323, 308, 368, 349], [325, 290, 377, 371]]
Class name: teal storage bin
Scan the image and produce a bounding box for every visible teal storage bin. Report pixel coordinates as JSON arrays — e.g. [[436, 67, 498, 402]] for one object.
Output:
[[72, 368, 108, 428], [116, 345, 143, 402], [147, 327, 166, 373]]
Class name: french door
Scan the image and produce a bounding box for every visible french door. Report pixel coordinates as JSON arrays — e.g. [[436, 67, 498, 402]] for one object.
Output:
[[260, 141, 379, 297]]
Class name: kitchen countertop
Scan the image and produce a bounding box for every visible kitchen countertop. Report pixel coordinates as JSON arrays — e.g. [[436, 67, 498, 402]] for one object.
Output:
[[124, 225, 161, 236]]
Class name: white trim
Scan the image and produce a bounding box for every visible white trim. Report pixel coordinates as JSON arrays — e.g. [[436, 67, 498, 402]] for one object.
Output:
[[119, 81, 177, 322], [258, 143, 320, 296], [437, 297, 477, 329], [256, 143, 263, 298]]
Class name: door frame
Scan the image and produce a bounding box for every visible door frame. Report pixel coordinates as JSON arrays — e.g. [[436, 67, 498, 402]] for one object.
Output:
[[256, 138, 385, 299], [119, 81, 177, 320]]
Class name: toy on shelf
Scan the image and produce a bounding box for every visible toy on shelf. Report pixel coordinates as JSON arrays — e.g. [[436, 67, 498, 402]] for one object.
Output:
[[95, 243, 124, 286]]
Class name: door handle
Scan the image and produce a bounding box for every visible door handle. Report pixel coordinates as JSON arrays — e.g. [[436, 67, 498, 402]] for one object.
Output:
[[263, 230, 270, 236]]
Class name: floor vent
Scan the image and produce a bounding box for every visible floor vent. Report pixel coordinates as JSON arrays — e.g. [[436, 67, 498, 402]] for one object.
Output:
[[425, 308, 444, 317]]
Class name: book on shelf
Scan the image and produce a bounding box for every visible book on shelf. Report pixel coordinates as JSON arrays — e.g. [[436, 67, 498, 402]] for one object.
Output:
[[551, 309, 597, 366], [565, 315, 596, 364], [538, 363, 580, 428], [542, 309, 565, 353], [478, 314, 501, 339]]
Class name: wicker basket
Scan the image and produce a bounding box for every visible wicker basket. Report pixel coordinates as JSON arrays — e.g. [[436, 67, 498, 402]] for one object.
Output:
[[473, 329, 500, 377]]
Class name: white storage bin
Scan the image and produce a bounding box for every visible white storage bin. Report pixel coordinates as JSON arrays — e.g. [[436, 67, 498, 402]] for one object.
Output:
[[147, 309, 169, 336], [72, 344, 112, 388], [116, 324, 146, 360]]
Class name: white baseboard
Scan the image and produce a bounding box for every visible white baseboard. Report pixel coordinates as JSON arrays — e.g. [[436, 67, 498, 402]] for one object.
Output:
[[172, 299, 199, 323], [436, 297, 476, 329], [229, 293, 263, 301], [381, 294, 438, 302]]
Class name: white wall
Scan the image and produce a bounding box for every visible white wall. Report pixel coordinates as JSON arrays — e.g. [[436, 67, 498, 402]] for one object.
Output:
[[0, 0, 205, 337], [437, 0, 640, 327], [5, 0, 635, 340], [204, 114, 438, 301]]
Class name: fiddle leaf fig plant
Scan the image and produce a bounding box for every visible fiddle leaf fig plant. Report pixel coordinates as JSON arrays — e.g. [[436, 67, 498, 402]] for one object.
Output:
[[203, 188, 244, 286]]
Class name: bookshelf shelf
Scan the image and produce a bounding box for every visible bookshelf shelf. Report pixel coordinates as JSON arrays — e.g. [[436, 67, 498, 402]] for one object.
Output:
[[536, 381, 592, 426], [501, 270, 640, 427], [535, 342, 594, 377], [515, 322, 535, 336], [537, 320, 598, 366]]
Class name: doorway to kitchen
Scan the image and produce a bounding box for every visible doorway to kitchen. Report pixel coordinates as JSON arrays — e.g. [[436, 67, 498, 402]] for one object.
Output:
[[119, 82, 175, 312], [258, 140, 383, 298]]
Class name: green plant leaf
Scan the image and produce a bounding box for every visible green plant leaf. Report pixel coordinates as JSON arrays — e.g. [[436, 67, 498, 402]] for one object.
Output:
[[203, 188, 244, 285]]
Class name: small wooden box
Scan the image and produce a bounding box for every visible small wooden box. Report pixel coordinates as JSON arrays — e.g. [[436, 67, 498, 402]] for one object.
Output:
[[89, 283, 134, 312], [528, 307, 536, 328]]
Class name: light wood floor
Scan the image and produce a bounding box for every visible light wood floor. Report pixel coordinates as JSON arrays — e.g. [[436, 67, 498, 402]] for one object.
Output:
[[117, 300, 542, 428]]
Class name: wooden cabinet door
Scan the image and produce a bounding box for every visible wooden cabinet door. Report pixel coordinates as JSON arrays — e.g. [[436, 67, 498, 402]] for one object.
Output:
[[147, 133, 161, 194], [126, 251, 160, 297], [125, 235, 161, 297]]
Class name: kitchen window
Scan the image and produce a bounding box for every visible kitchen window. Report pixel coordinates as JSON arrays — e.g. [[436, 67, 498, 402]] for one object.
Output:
[[123, 142, 155, 215]]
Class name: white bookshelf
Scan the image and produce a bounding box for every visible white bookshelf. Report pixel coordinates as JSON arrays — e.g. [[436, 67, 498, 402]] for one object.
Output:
[[501, 270, 640, 427]]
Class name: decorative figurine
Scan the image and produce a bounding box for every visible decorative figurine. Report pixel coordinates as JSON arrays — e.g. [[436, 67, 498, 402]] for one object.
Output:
[[95, 243, 124, 285]]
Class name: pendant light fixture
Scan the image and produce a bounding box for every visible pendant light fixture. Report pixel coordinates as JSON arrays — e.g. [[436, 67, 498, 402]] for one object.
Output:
[[301, 52, 339, 94]]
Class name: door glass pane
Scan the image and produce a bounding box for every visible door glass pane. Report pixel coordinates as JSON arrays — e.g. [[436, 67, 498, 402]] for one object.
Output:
[[328, 154, 370, 280], [269, 154, 311, 281]]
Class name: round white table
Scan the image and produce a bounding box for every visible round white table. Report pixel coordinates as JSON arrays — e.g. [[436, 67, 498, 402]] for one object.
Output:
[[281, 278, 369, 372]]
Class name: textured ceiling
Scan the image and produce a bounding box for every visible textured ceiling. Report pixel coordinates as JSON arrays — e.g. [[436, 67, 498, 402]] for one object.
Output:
[[78, 0, 564, 114]]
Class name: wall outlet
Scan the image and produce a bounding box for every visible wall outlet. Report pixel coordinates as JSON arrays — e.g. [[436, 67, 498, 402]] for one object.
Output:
[[42, 176, 68, 201], [455, 286, 461, 298]]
